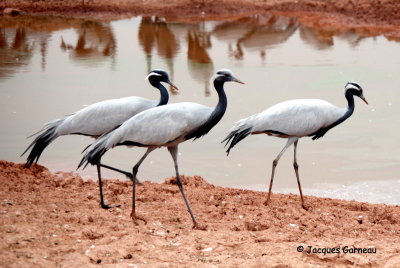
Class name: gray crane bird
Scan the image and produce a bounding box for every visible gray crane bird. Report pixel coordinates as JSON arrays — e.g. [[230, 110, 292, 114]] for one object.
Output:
[[22, 69, 176, 209], [79, 69, 244, 228], [223, 82, 368, 209]]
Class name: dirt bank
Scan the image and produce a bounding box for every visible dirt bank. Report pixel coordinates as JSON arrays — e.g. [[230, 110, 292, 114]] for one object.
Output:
[[1, 160, 399, 267], [2, 0, 400, 40]]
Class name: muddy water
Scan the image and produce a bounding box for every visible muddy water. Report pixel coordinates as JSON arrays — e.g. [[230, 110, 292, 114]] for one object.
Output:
[[0, 15, 399, 204]]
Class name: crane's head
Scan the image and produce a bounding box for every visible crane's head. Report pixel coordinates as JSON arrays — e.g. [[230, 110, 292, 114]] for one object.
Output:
[[345, 81, 368, 104], [146, 69, 178, 90], [214, 69, 245, 84]]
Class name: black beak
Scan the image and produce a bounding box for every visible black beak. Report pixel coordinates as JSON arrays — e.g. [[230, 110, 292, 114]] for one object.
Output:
[[360, 95, 368, 105]]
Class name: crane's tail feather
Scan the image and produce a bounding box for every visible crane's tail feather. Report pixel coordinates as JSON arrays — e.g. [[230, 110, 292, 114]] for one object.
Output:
[[81, 144, 92, 154], [25, 117, 65, 139], [21, 118, 66, 168], [78, 135, 111, 170], [222, 127, 252, 155], [21, 127, 59, 168]]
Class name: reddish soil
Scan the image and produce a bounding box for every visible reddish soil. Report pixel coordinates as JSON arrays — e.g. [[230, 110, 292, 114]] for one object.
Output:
[[2, 0, 400, 39], [1, 160, 399, 267]]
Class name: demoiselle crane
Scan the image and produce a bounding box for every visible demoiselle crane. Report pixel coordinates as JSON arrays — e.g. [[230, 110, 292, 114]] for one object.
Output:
[[22, 69, 176, 209], [78, 69, 244, 228], [223, 82, 368, 209]]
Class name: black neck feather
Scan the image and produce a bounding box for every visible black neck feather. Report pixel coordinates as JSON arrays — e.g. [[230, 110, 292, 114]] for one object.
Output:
[[311, 90, 356, 140], [149, 78, 169, 106], [330, 89, 356, 126], [185, 78, 228, 140]]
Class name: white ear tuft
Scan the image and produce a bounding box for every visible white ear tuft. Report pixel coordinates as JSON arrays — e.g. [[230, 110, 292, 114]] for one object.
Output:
[[216, 69, 233, 76], [145, 72, 162, 80], [345, 81, 362, 92]]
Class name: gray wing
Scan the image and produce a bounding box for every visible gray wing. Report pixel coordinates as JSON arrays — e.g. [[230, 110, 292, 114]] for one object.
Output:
[[231, 99, 346, 137], [57, 96, 157, 136], [104, 102, 213, 148]]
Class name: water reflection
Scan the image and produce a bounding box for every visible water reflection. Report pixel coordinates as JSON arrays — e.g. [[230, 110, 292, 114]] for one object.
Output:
[[136, 15, 300, 95], [135, 14, 398, 96], [187, 24, 214, 96], [0, 14, 398, 88], [0, 16, 116, 79], [138, 17, 180, 94], [338, 31, 367, 47], [299, 27, 334, 49], [0, 27, 49, 79], [138, 17, 156, 73], [60, 21, 116, 67], [213, 15, 298, 60]]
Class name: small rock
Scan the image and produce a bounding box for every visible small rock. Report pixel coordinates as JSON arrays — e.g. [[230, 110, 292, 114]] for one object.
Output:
[[3, 8, 21, 16], [244, 221, 269, 231], [82, 230, 104, 240], [123, 254, 133, 259], [232, 225, 241, 231], [255, 237, 271, 243], [4, 200, 13, 205]]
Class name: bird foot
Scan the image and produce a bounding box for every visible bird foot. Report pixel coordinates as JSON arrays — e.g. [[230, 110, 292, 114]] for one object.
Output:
[[130, 212, 147, 225], [192, 223, 207, 231], [101, 203, 112, 210], [101, 203, 121, 210], [302, 204, 310, 211]]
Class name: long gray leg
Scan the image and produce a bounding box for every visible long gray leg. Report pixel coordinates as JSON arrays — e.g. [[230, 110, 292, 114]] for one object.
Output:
[[168, 146, 198, 228], [266, 137, 298, 206], [96, 161, 137, 210], [293, 140, 307, 210], [96, 163, 112, 209], [130, 147, 155, 222]]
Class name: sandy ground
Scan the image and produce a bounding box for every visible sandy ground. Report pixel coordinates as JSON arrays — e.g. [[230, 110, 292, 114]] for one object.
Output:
[[1, 160, 400, 267]]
